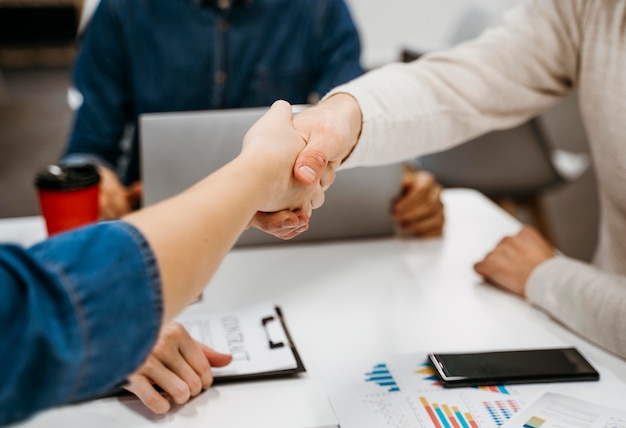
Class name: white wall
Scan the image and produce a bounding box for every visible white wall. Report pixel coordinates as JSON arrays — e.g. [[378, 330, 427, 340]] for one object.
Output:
[[344, 0, 520, 68]]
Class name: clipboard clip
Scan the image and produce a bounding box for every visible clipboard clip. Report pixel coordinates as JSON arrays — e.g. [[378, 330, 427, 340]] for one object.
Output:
[[261, 315, 285, 349]]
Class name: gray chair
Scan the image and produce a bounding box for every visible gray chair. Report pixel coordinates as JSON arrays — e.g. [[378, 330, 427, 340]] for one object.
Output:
[[410, 120, 587, 238], [400, 6, 589, 240]]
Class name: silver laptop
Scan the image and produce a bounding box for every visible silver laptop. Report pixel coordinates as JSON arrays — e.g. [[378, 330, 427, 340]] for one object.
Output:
[[139, 107, 404, 246]]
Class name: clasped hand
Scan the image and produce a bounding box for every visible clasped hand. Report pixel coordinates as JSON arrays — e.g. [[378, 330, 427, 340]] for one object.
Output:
[[244, 100, 337, 238]]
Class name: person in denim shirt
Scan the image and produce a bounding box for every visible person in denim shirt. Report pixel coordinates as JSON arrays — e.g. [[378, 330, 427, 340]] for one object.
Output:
[[61, 0, 363, 221], [0, 101, 325, 426]]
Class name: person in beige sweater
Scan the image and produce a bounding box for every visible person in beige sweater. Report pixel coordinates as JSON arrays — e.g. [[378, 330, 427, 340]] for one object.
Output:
[[280, 0, 626, 359]]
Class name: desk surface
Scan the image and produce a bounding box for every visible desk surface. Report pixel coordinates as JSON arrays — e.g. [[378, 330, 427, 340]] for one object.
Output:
[[6, 189, 626, 427]]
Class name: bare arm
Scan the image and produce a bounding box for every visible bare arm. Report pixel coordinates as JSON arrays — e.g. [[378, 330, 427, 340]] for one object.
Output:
[[125, 100, 322, 322]]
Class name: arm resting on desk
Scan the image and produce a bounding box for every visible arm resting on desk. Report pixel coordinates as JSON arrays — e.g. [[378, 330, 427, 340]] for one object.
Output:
[[527, 256, 626, 360]]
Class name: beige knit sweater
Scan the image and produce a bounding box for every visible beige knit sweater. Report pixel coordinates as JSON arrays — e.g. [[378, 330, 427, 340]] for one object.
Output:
[[333, 0, 626, 359]]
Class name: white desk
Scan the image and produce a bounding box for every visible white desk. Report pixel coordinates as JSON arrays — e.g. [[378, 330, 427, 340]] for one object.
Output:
[[6, 189, 626, 427]]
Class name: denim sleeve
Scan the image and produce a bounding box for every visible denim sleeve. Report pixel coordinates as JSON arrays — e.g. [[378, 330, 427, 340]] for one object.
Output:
[[0, 221, 162, 426], [62, 0, 132, 173], [311, 0, 364, 97]]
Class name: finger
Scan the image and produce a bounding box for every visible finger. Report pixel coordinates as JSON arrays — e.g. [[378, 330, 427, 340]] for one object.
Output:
[[98, 199, 116, 220], [393, 164, 416, 200], [395, 194, 443, 224], [147, 361, 192, 406], [177, 339, 212, 395], [310, 189, 326, 210], [250, 211, 307, 236], [397, 172, 439, 214], [189, 345, 232, 389], [280, 224, 309, 240], [294, 147, 329, 186], [131, 356, 191, 407], [124, 374, 171, 414], [202, 346, 233, 368], [125, 181, 143, 209], [247, 100, 293, 138], [474, 254, 499, 282], [280, 212, 310, 239], [402, 213, 445, 236], [320, 166, 336, 191], [474, 248, 514, 286]]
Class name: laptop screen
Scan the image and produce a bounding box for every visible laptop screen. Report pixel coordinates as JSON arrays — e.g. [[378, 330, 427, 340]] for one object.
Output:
[[140, 107, 404, 246]]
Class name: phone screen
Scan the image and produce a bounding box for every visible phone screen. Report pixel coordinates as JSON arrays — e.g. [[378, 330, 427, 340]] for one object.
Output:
[[428, 348, 599, 388]]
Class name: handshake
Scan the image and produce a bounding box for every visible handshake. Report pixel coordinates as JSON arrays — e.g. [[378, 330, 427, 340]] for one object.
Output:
[[236, 96, 361, 239], [242, 96, 445, 241]]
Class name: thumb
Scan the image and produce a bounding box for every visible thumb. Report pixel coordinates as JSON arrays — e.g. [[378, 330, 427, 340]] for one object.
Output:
[[201, 345, 233, 368], [256, 99, 293, 131], [125, 181, 143, 206], [293, 140, 331, 186]]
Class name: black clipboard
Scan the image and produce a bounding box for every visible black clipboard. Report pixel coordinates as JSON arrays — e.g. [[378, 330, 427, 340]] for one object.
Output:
[[212, 306, 306, 383], [102, 305, 305, 400]]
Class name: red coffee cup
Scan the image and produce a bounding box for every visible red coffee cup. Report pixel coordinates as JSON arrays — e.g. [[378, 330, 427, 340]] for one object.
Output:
[[34, 164, 101, 236]]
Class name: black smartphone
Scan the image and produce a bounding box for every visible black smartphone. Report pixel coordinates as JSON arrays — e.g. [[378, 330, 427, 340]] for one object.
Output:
[[428, 347, 599, 388]]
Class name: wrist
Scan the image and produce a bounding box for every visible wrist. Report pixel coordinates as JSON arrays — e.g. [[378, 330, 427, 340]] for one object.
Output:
[[322, 93, 362, 163]]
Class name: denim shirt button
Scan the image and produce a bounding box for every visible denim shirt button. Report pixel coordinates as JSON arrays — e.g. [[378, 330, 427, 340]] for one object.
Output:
[[219, 19, 229, 32], [214, 71, 227, 84]]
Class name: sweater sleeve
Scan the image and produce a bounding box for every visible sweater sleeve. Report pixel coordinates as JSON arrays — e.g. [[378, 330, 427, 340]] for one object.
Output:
[[527, 256, 626, 359], [330, 0, 585, 168]]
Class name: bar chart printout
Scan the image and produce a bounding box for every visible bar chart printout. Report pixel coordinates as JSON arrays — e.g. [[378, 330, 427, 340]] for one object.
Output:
[[416, 360, 513, 395], [413, 392, 523, 428], [419, 396, 479, 428], [501, 392, 626, 428], [316, 353, 532, 428], [366, 363, 400, 392], [522, 416, 545, 428]]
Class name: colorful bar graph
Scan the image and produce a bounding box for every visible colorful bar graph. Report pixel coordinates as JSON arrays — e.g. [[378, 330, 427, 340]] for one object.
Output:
[[464, 412, 479, 428], [523, 416, 546, 428], [419, 396, 482, 428], [442, 404, 461, 428], [482, 399, 522, 427], [476, 384, 511, 395], [416, 361, 443, 386], [419, 397, 443, 428], [365, 363, 400, 392]]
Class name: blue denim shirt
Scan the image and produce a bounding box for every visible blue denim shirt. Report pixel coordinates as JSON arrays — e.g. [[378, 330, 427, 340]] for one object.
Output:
[[0, 221, 162, 426], [62, 0, 364, 185]]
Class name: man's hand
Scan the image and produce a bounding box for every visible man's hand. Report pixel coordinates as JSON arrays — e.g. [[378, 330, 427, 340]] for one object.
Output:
[[124, 322, 232, 414], [97, 166, 142, 219], [292, 93, 363, 185], [393, 167, 444, 237], [474, 226, 556, 296], [242, 99, 341, 239], [245, 94, 360, 240]]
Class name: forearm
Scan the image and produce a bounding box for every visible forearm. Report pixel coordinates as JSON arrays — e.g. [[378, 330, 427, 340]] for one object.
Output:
[[527, 257, 626, 359], [127, 99, 314, 322], [330, 0, 579, 168], [125, 156, 269, 322]]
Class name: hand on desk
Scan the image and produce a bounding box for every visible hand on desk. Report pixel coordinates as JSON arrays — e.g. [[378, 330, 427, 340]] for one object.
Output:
[[474, 225, 556, 296], [97, 166, 142, 220], [124, 322, 232, 414], [393, 167, 444, 237]]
